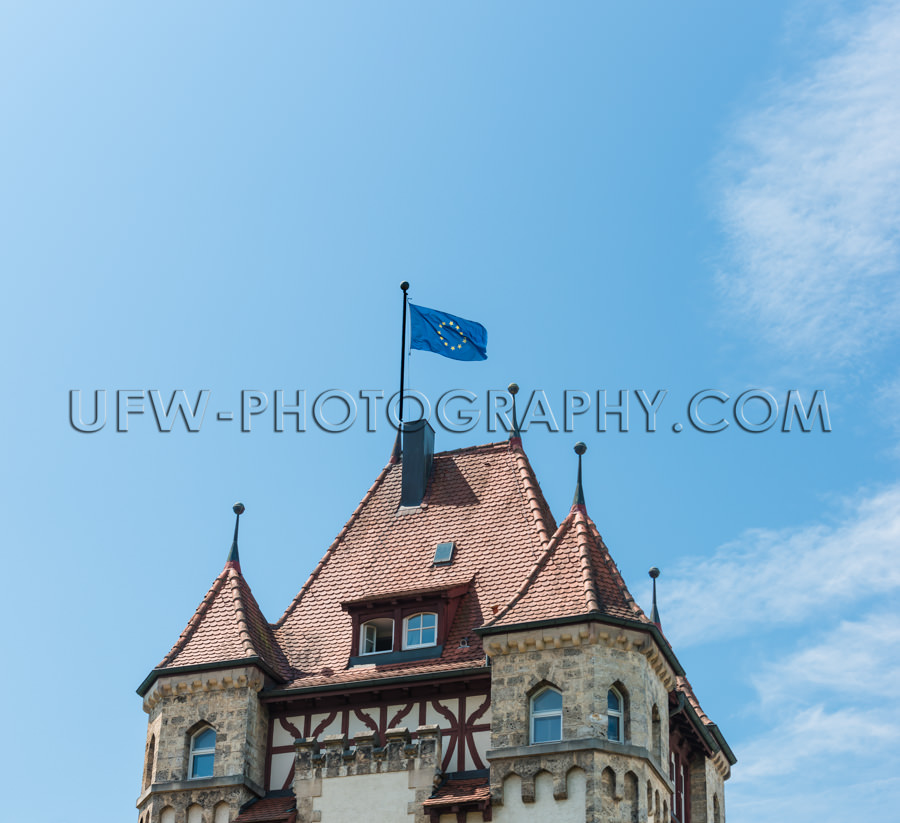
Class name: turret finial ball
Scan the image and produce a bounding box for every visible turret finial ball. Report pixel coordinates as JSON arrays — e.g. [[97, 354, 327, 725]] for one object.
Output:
[[233, 502, 245, 516], [648, 567, 660, 579], [574, 442, 587, 456], [400, 281, 409, 291], [508, 382, 519, 395]]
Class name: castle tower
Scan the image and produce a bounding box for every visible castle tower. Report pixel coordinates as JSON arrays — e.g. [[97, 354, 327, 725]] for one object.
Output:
[[136, 504, 291, 823], [136, 413, 733, 823]]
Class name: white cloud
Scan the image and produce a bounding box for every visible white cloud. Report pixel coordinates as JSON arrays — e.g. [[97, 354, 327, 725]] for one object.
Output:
[[736, 703, 898, 779], [726, 610, 900, 823], [752, 612, 900, 705], [662, 484, 900, 646], [717, 0, 900, 363]]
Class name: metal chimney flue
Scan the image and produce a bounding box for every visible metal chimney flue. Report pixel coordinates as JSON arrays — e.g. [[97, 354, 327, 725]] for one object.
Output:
[[400, 419, 435, 507]]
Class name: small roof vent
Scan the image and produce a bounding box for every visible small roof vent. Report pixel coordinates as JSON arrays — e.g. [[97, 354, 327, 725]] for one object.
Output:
[[433, 541, 456, 565]]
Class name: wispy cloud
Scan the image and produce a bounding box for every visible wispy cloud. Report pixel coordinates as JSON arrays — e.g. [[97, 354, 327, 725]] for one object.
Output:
[[737, 703, 899, 779], [661, 484, 900, 646], [752, 612, 900, 704], [716, 0, 900, 363], [727, 609, 900, 822]]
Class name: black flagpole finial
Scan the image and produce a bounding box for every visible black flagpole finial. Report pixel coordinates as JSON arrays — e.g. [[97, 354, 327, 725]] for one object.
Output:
[[227, 502, 245, 570], [508, 383, 521, 441], [649, 566, 661, 627], [573, 442, 587, 508]]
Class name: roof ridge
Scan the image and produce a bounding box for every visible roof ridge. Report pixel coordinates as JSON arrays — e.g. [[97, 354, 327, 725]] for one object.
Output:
[[482, 510, 576, 627], [676, 675, 711, 725], [156, 567, 230, 668], [228, 570, 266, 658], [433, 439, 512, 457], [509, 443, 555, 546], [573, 509, 601, 613], [274, 459, 394, 628], [232, 573, 293, 678], [584, 516, 648, 621]]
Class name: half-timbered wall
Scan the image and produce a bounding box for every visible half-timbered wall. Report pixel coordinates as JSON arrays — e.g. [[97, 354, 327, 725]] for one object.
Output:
[[267, 689, 491, 792]]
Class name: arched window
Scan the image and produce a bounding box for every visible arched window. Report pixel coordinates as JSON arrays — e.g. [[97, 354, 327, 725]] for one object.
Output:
[[403, 612, 437, 649], [189, 726, 216, 779], [360, 617, 394, 654], [530, 687, 562, 743], [607, 687, 624, 742], [143, 734, 155, 790]]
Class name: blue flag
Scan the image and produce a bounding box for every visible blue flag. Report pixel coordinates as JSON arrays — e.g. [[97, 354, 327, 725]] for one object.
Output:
[[409, 303, 488, 361]]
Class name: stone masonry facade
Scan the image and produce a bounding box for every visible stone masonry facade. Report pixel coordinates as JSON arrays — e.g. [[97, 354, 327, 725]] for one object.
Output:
[[137, 666, 270, 823]]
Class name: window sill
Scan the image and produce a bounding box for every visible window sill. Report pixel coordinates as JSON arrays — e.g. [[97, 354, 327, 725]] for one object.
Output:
[[348, 644, 443, 667], [136, 774, 265, 806]]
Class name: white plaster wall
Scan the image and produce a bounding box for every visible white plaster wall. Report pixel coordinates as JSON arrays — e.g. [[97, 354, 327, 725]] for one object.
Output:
[[309, 712, 341, 737], [187, 804, 202, 823], [438, 814, 482, 823], [272, 721, 294, 747], [466, 695, 491, 723], [424, 702, 448, 726], [494, 769, 587, 823], [346, 712, 376, 740], [316, 771, 414, 823], [160, 809, 175, 823], [469, 730, 491, 769], [214, 802, 230, 823], [388, 704, 415, 726], [269, 752, 294, 791]]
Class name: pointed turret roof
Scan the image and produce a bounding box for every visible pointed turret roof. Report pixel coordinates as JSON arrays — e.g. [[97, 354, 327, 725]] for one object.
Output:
[[137, 505, 290, 695], [483, 443, 648, 628], [483, 503, 649, 628]]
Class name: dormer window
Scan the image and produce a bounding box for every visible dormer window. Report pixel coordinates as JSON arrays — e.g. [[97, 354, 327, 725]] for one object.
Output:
[[361, 618, 394, 654], [403, 612, 437, 649], [342, 581, 470, 666], [189, 727, 216, 779]]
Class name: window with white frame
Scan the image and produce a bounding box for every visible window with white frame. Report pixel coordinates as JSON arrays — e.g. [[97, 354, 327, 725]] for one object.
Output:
[[189, 727, 216, 779], [607, 687, 624, 742], [360, 617, 394, 654], [530, 687, 563, 743], [403, 612, 437, 649]]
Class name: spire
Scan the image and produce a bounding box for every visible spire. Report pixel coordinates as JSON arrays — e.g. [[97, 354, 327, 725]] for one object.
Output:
[[226, 502, 245, 573], [572, 442, 587, 510], [649, 566, 661, 628], [508, 382, 522, 446]]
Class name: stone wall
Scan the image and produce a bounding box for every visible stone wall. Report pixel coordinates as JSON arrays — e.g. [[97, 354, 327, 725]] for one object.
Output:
[[485, 623, 674, 759], [136, 666, 270, 823], [483, 622, 677, 823], [293, 725, 442, 823]]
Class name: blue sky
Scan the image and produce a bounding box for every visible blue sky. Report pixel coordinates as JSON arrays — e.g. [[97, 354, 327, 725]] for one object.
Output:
[[2, 2, 899, 821]]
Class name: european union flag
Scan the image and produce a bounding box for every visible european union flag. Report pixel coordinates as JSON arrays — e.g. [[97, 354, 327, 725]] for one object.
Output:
[[409, 303, 488, 361]]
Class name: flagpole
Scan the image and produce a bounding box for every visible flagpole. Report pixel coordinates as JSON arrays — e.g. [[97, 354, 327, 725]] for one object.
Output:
[[399, 281, 409, 427]]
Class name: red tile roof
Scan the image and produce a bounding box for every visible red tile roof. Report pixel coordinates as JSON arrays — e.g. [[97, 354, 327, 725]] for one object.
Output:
[[153, 564, 291, 680], [145, 440, 657, 697], [485, 504, 649, 628], [272, 441, 558, 687], [233, 796, 296, 823], [676, 675, 711, 725], [423, 777, 491, 807]]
